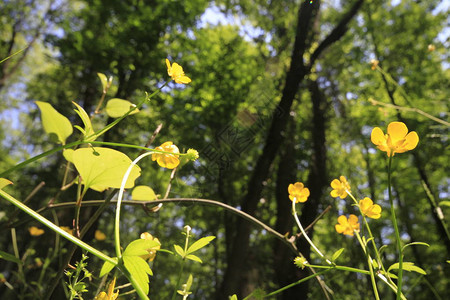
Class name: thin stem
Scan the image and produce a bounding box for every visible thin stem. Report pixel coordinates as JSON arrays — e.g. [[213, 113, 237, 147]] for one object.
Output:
[[292, 199, 331, 264], [261, 270, 330, 298], [114, 152, 153, 258], [0, 189, 116, 265], [388, 155, 403, 299], [355, 230, 380, 300]]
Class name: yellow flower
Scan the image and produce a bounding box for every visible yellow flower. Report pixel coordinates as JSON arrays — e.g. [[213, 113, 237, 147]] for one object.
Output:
[[371, 121, 419, 157], [186, 148, 199, 161], [330, 176, 350, 199], [140, 232, 161, 262], [152, 141, 180, 169], [335, 214, 360, 236], [288, 182, 310, 203], [95, 230, 106, 241], [370, 59, 379, 70], [427, 44, 435, 52], [359, 197, 382, 219], [95, 277, 119, 300], [29, 226, 44, 236], [166, 58, 191, 84]]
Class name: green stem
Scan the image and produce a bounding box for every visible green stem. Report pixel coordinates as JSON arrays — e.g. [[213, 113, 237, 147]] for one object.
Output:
[[114, 152, 153, 259], [260, 270, 330, 298], [355, 231, 380, 300], [303, 263, 370, 275], [388, 156, 403, 299], [0, 189, 116, 265], [292, 199, 331, 264]]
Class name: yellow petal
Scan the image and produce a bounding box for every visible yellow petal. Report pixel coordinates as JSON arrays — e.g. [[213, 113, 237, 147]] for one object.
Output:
[[404, 131, 419, 150], [387, 122, 408, 143], [175, 76, 192, 84], [330, 179, 340, 189], [371, 127, 386, 146], [337, 215, 348, 225], [165, 59, 172, 76], [95, 230, 106, 241], [330, 190, 339, 197], [335, 224, 345, 233]]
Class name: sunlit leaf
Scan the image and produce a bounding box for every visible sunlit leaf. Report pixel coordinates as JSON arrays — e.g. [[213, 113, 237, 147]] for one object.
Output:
[[72, 147, 141, 192], [123, 256, 152, 295], [73, 102, 96, 141], [99, 258, 118, 277], [0, 178, 13, 190], [131, 185, 157, 201], [174, 244, 185, 257], [331, 248, 345, 262], [35, 101, 73, 144], [185, 254, 202, 263], [97, 72, 108, 93], [388, 262, 427, 275], [123, 239, 160, 257], [439, 201, 450, 207], [105, 98, 139, 118], [186, 236, 215, 255]]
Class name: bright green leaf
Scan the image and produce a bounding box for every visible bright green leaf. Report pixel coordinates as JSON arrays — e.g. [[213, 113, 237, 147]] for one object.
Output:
[[132, 185, 157, 201], [438, 201, 450, 207], [97, 72, 108, 93], [35, 101, 73, 145], [229, 295, 238, 300], [72, 147, 141, 192], [388, 262, 427, 275], [0, 250, 22, 264], [0, 178, 13, 190], [72, 102, 96, 141], [123, 256, 152, 295], [99, 258, 117, 277], [186, 274, 193, 291], [402, 242, 430, 252], [174, 244, 185, 257], [123, 239, 160, 257], [331, 248, 345, 262], [185, 254, 202, 263], [186, 236, 215, 255], [105, 98, 139, 118], [63, 149, 74, 163]]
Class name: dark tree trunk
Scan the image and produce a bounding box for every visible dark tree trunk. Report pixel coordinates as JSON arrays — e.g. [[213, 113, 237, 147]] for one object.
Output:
[[218, 0, 365, 298]]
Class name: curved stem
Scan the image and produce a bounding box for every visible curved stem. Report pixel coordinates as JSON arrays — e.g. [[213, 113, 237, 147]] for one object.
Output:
[[114, 151, 153, 259], [292, 199, 331, 264], [388, 156, 404, 299]]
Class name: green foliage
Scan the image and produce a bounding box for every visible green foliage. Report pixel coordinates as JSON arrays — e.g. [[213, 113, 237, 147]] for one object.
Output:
[[35, 101, 73, 145], [72, 147, 141, 192]]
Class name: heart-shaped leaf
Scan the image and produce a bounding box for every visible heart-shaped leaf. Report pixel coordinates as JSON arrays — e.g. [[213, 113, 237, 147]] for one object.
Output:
[[72, 147, 141, 192]]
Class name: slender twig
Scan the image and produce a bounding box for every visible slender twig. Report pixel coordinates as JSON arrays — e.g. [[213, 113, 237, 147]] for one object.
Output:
[[369, 98, 449, 127]]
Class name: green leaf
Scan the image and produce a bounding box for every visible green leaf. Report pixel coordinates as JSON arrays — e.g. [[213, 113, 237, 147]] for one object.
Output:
[[105, 98, 139, 118], [388, 262, 427, 275], [438, 201, 450, 207], [123, 255, 152, 295], [331, 248, 345, 262], [123, 239, 160, 257], [72, 102, 96, 141], [185, 254, 202, 263], [63, 149, 74, 163], [35, 101, 73, 145], [0, 250, 22, 264], [174, 244, 185, 258], [186, 236, 215, 255], [132, 185, 157, 201], [402, 242, 430, 251], [97, 72, 108, 93], [0, 178, 13, 190], [186, 274, 193, 291], [72, 147, 141, 192], [229, 295, 238, 300], [99, 259, 117, 277]]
